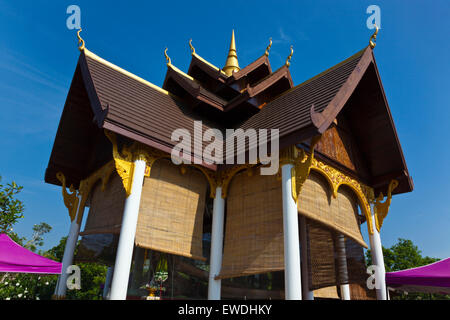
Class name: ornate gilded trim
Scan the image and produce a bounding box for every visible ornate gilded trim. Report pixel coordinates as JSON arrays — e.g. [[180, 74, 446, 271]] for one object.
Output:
[[105, 130, 135, 197], [77, 28, 85, 52], [192, 164, 255, 199], [219, 164, 255, 199], [75, 161, 116, 224], [164, 48, 171, 66], [303, 154, 376, 234], [285, 45, 294, 67], [369, 23, 379, 49], [189, 39, 195, 55], [264, 38, 272, 57], [56, 172, 79, 222], [57, 161, 116, 224], [374, 179, 398, 232], [291, 136, 321, 202], [192, 165, 218, 198]]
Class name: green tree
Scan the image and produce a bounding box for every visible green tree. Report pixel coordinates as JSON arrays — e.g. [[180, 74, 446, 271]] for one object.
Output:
[[25, 222, 52, 252], [0, 176, 24, 234], [45, 237, 108, 300]]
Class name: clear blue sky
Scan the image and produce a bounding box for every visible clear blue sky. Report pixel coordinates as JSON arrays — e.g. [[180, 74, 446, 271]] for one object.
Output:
[[0, 0, 449, 258]]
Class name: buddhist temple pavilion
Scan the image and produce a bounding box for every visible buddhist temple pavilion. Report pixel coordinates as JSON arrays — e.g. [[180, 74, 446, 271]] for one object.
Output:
[[46, 28, 413, 300]]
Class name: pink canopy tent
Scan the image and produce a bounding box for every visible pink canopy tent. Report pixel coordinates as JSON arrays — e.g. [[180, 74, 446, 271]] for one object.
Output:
[[0, 233, 62, 274], [386, 258, 450, 294]]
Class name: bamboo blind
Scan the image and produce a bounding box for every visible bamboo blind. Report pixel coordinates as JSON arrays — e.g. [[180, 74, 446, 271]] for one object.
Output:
[[346, 238, 376, 299], [298, 172, 367, 248], [217, 170, 284, 279], [135, 159, 207, 261], [218, 169, 368, 281], [81, 171, 125, 235], [306, 220, 338, 290], [313, 286, 339, 299]]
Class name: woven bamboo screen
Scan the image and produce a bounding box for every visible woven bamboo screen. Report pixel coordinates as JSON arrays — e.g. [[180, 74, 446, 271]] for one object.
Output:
[[306, 220, 337, 290], [217, 170, 284, 279], [298, 172, 367, 248], [135, 159, 207, 261], [81, 171, 125, 235], [346, 238, 376, 299], [313, 286, 339, 299]]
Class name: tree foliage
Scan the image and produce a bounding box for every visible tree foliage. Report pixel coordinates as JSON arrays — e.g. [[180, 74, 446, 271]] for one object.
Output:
[[44, 236, 108, 300], [25, 222, 52, 252], [0, 176, 24, 234]]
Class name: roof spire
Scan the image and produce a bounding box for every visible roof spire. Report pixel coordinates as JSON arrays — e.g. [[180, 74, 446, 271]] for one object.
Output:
[[265, 38, 272, 56], [164, 48, 171, 66], [285, 45, 294, 67], [77, 28, 85, 52], [223, 30, 240, 76], [189, 39, 195, 55], [369, 23, 379, 49]]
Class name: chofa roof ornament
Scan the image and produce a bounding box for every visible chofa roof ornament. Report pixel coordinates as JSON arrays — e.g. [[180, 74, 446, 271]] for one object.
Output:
[[369, 23, 379, 49], [77, 28, 85, 52], [285, 45, 294, 67], [189, 39, 195, 55], [264, 38, 272, 57], [164, 48, 171, 66]]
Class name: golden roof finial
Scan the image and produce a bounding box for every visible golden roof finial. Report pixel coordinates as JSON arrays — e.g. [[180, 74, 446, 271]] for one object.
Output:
[[164, 48, 171, 66], [264, 38, 272, 56], [77, 28, 85, 52], [285, 45, 294, 67], [189, 39, 195, 55], [369, 23, 379, 49], [223, 30, 240, 76]]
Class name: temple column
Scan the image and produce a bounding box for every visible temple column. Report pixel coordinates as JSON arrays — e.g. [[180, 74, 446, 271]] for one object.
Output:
[[208, 186, 225, 300], [54, 200, 85, 299], [281, 163, 302, 300], [335, 233, 351, 300], [299, 216, 313, 300], [103, 267, 113, 299], [109, 157, 146, 300], [369, 204, 387, 300]]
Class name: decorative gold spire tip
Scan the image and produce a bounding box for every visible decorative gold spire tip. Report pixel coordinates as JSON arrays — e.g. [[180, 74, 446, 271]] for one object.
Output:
[[189, 39, 195, 55], [264, 38, 272, 56], [77, 28, 85, 52], [164, 48, 171, 66], [223, 30, 240, 76], [369, 23, 379, 49], [285, 45, 294, 67]]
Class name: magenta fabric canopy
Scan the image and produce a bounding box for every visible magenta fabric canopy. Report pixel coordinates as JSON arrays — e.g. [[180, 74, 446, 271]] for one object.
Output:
[[0, 233, 62, 274], [386, 258, 450, 294]]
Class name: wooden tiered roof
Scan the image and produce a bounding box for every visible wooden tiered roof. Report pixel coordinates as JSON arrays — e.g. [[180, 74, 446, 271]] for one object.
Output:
[[45, 32, 413, 196]]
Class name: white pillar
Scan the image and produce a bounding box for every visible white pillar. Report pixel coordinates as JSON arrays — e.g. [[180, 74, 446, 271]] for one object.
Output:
[[54, 200, 85, 298], [103, 267, 113, 299], [335, 233, 350, 300], [208, 186, 225, 300], [281, 163, 302, 300], [299, 216, 313, 300], [369, 204, 387, 300], [109, 158, 146, 300]]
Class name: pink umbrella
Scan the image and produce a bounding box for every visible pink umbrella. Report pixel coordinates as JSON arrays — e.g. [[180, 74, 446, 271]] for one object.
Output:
[[0, 233, 62, 274], [386, 258, 450, 294]]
